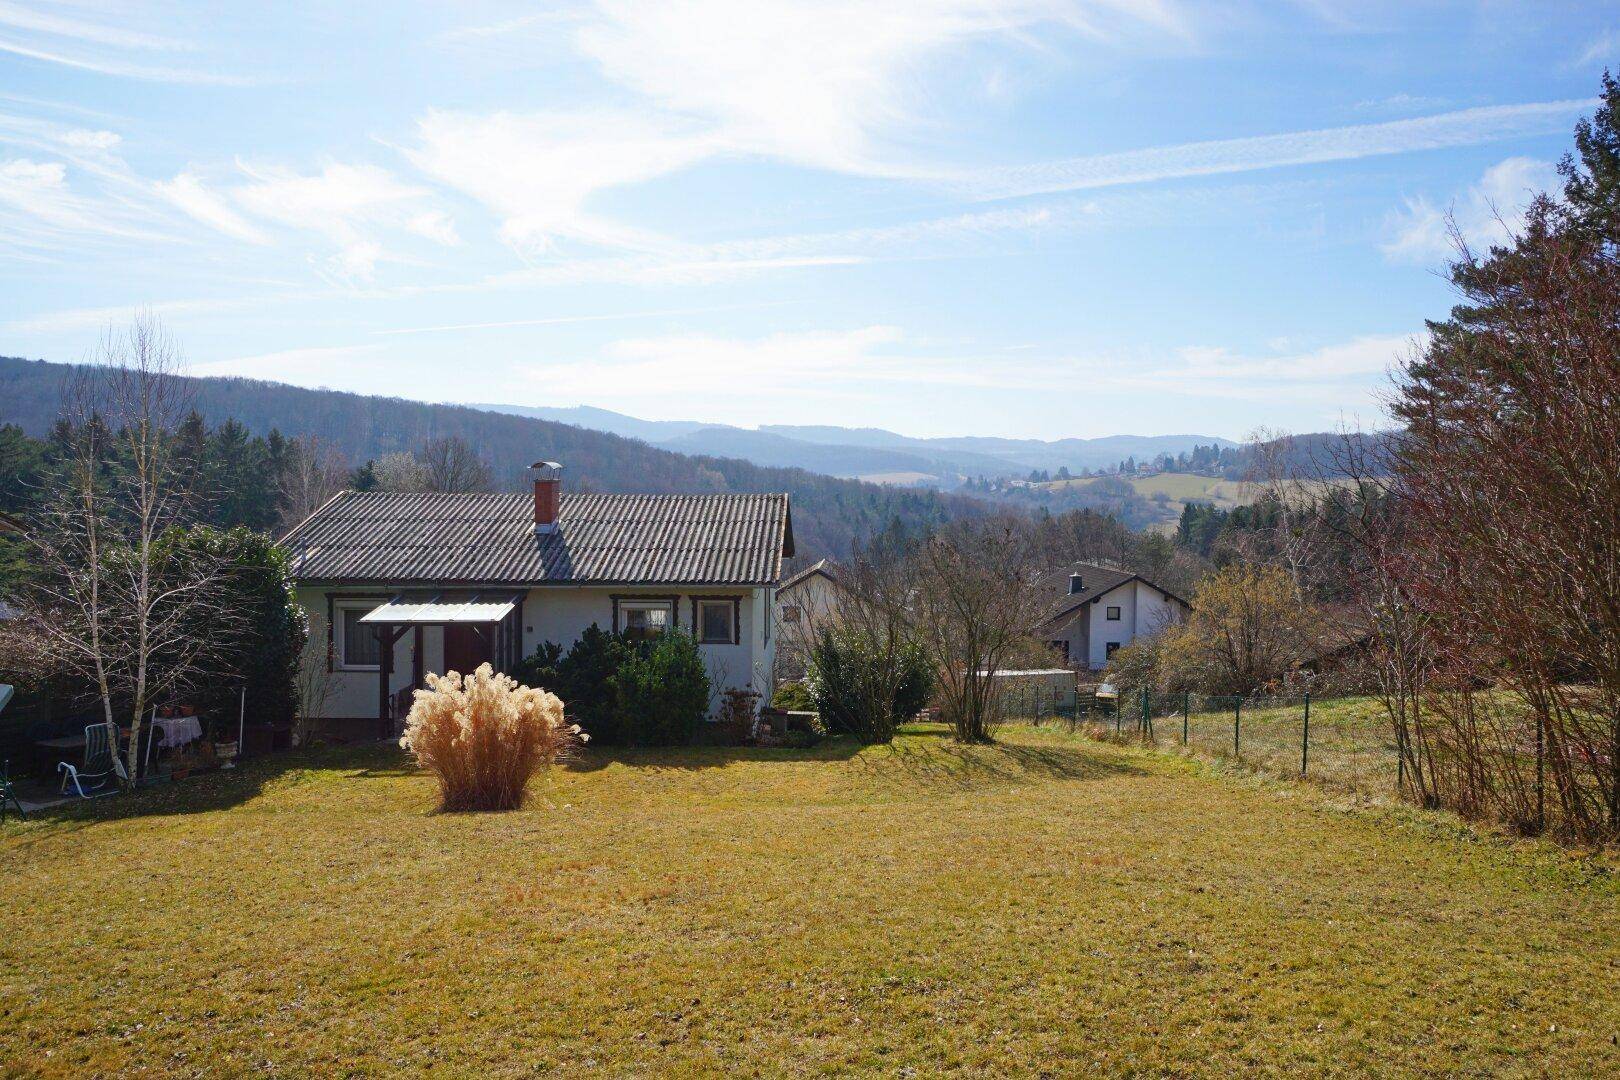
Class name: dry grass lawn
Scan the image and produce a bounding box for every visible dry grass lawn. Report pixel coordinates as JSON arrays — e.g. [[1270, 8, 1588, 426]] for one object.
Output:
[[3, 724, 1619, 1077]]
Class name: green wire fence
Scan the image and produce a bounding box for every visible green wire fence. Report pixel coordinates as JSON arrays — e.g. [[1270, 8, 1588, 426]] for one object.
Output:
[[1007, 687, 1407, 800]]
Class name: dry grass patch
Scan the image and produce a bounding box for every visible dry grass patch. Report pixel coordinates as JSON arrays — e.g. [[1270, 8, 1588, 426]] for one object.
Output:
[[2, 725, 1618, 1076]]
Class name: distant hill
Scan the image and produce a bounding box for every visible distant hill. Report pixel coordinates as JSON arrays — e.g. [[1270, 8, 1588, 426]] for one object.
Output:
[[471, 402, 1237, 483], [0, 356, 990, 560]]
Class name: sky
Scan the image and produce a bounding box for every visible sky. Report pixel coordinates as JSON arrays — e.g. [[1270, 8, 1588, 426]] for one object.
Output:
[[1, 1, 1614, 442]]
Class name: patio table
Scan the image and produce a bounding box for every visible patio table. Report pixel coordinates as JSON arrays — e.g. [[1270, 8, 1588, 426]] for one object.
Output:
[[151, 716, 203, 747]]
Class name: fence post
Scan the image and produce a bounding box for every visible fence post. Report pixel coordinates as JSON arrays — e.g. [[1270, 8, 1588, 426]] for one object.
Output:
[[1233, 697, 1241, 758], [1301, 692, 1311, 777], [1182, 692, 1189, 746]]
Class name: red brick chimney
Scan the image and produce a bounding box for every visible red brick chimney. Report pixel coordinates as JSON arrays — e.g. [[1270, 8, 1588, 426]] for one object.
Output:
[[530, 461, 562, 534]]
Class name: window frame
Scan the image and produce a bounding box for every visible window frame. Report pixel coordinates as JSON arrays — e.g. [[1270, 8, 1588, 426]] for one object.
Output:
[[1105, 605, 1122, 621], [697, 598, 740, 645], [333, 601, 385, 672], [615, 598, 677, 642], [1105, 641, 1123, 658]]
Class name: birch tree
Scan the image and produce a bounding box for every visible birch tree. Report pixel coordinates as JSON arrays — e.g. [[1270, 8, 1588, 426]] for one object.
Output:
[[22, 317, 235, 781]]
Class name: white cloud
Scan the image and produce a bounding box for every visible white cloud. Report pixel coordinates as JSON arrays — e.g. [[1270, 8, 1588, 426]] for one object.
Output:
[[232, 161, 424, 238], [411, 1, 1192, 253], [403, 107, 716, 252], [405, 210, 461, 246], [0, 155, 169, 247], [0, 1, 191, 52], [156, 171, 271, 244], [1575, 29, 1620, 67], [573, 0, 1190, 175], [223, 160, 444, 280], [0, 37, 250, 84], [57, 127, 120, 150], [1382, 156, 1559, 264], [0, 0, 249, 84], [961, 99, 1591, 200]]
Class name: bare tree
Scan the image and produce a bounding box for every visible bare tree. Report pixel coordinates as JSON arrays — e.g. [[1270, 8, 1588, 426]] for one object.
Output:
[[907, 517, 1050, 743], [371, 451, 429, 493], [419, 435, 493, 493], [279, 433, 348, 530], [1392, 205, 1620, 840], [808, 544, 929, 744], [21, 317, 236, 782]]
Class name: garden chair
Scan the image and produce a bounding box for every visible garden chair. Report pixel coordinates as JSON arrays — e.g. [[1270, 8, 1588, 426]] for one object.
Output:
[[0, 759, 23, 821], [57, 722, 126, 799]]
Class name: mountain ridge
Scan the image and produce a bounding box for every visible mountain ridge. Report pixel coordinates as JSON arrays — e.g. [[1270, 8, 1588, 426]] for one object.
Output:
[[470, 403, 1237, 483]]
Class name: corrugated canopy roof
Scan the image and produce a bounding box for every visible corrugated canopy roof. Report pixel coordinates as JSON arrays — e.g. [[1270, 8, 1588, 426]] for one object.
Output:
[[281, 490, 793, 587], [356, 591, 524, 625]]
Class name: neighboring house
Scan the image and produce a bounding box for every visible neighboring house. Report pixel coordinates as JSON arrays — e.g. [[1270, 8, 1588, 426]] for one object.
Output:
[[280, 462, 794, 736], [1035, 563, 1188, 671], [776, 558, 844, 630], [774, 558, 845, 680]]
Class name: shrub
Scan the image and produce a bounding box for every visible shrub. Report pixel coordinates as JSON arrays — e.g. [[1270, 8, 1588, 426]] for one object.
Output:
[[612, 630, 711, 746], [519, 625, 633, 744], [400, 663, 583, 812], [1102, 637, 1161, 693], [771, 680, 814, 711], [718, 687, 762, 745], [159, 525, 305, 738], [807, 626, 931, 744]]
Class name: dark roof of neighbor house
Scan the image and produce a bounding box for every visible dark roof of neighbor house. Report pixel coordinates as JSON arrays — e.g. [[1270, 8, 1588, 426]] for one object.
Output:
[[1036, 562, 1188, 632], [778, 557, 840, 592], [280, 490, 794, 587]]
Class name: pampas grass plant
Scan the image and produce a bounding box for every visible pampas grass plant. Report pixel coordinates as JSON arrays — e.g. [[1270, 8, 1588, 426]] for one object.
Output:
[[400, 663, 584, 812]]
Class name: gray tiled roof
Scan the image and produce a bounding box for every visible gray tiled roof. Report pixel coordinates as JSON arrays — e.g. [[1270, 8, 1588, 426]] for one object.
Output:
[[1036, 563, 1142, 631], [281, 491, 793, 587]]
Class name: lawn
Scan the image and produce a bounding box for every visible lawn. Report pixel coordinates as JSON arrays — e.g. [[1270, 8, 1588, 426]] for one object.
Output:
[[4, 725, 1619, 1077]]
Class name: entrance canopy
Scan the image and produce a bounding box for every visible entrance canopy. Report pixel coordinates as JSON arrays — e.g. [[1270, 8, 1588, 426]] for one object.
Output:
[[357, 590, 529, 735], [357, 590, 523, 626]]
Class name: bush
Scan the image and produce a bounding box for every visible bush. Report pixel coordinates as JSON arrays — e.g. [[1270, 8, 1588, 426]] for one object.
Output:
[[1102, 637, 1160, 693], [160, 525, 304, 738], [771, 681, 814, 711], [612, 630, 710, 746], [807, 627, 931, 744], [718, 687, 762, 745], [401, 663, 582, 811], [518, 626, 633, 744]]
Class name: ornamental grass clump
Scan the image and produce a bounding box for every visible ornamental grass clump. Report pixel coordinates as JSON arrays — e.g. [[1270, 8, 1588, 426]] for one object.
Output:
[[400, 663, 584, 812]]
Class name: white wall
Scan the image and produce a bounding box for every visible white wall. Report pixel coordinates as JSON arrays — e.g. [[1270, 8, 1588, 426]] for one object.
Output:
[[1084, 580, 1187, 670], [298, 583, 774, 720]]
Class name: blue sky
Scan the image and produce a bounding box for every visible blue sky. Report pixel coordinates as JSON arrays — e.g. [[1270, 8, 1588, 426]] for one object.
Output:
[[1, 1, 1612, 441]]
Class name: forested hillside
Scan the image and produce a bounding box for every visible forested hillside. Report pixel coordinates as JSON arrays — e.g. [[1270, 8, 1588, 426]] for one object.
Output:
[[0, 355, 988, 559]]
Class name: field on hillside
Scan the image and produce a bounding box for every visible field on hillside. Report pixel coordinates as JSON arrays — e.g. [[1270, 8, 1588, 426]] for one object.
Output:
[[1038, 471, 1354, 529], [5, 726, 1620, 1077]]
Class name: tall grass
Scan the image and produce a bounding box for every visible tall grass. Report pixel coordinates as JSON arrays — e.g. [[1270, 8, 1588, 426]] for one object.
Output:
[[400, 663, 583, 812]]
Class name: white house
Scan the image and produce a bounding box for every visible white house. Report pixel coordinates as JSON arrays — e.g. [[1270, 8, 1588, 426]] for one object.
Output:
[[280, 462, 793, 737], [772, 558, 846, 679], [1036, 562, 1188, 671]]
